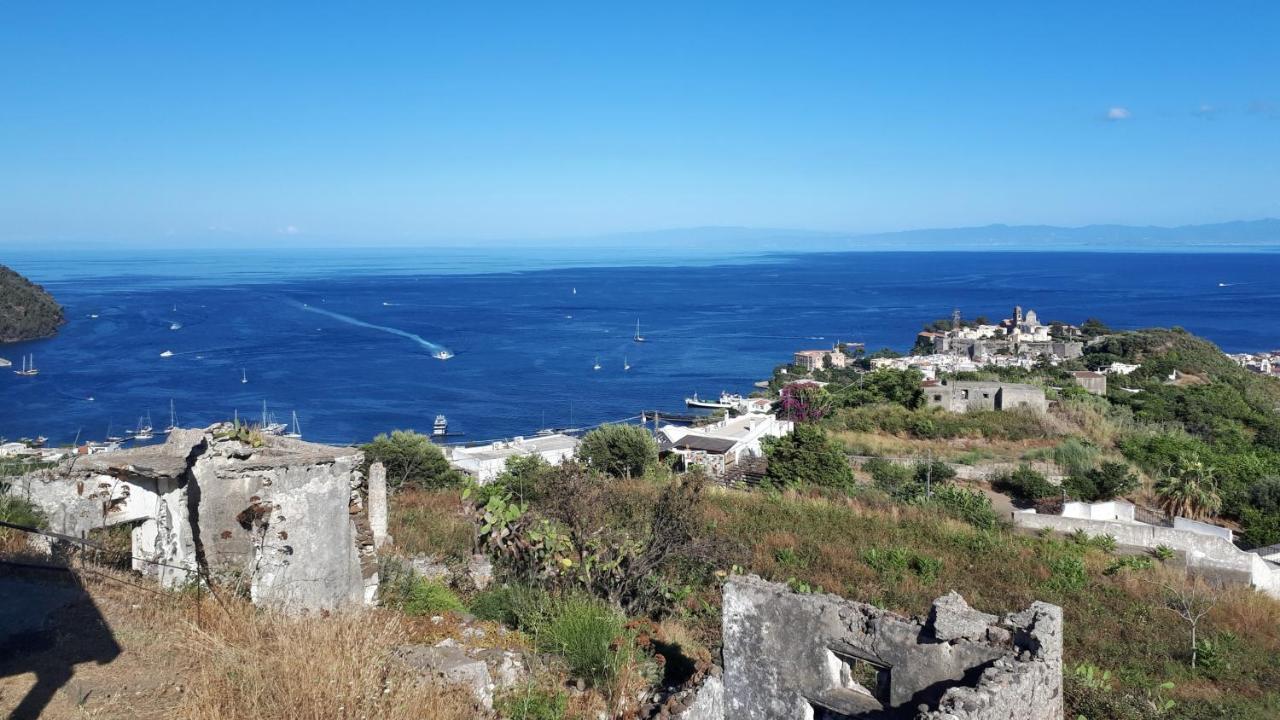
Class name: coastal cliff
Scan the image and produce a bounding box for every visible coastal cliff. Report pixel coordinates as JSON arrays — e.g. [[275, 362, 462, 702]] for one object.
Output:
[[0, 265, 64, 343]]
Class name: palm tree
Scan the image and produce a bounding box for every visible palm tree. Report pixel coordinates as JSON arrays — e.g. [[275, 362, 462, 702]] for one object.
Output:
[[1155, 456, 1222, 520]]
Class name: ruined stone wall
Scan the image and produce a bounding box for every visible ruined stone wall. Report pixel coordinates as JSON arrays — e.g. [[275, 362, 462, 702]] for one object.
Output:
[[5, 427, 378, 612], [720, 575, 1062, 720]]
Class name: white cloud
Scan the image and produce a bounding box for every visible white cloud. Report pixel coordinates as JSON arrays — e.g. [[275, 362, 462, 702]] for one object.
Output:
[[278, 224, 301, 235], [1106, 106, 1131, 121]]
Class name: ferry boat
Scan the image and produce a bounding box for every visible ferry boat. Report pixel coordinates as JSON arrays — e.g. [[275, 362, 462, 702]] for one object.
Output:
[[684, 391, 743, 410], [433, 415, 448, 437], [14, 354, 38, 376], [433, 349, 453, 360], [160, 350, 174, 358]]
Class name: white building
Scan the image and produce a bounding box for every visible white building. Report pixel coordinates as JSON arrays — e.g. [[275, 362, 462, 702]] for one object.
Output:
[[445, 433, 580, 485], [658, 413, 793, 475]]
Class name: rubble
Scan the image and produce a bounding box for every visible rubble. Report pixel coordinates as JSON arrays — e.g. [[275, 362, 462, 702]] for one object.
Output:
[[718, 575, 1062, 720]]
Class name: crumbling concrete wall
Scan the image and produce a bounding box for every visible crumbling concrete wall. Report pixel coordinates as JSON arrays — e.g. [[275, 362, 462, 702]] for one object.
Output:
[[721, 575, 1062, 720], [6, 426, 377, 612]]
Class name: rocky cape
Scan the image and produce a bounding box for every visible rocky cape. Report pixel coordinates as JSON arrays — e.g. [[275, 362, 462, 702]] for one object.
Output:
[[0, 265, 64, 343]]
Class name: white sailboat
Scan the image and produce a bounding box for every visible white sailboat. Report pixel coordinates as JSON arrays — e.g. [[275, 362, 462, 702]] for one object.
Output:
[[260, 400, 287, 435], [133, 413, 154, 440], [593, 356, 602, 371], [164, 399, 178, 434], [14, 354, 38, 376], [241, 368, 248, 384], [633, 319, 646, 343], [624, 356, 631, 371], [284, 411, 302, 439]]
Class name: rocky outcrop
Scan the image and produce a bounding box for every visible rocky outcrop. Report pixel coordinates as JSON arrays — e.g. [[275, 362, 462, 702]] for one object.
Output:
[[6, 425, 379, 612], [0, 265, 64, 343]]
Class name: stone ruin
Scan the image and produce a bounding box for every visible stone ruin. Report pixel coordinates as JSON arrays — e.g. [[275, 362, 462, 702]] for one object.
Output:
[[6, 426, 385, 612], [680, 575, 1062, 720]]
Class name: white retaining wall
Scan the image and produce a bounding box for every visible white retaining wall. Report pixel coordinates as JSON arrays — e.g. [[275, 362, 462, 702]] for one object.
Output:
[[1174, 517, 1234, 542], [1012, 511, 1280, 599]]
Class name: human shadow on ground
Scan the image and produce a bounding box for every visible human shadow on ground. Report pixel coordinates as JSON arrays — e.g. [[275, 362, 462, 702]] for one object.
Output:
[[0, 565, 121, 719]]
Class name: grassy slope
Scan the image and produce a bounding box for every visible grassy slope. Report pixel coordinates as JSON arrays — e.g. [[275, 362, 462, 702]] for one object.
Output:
[[393, 485, 1280, 719]]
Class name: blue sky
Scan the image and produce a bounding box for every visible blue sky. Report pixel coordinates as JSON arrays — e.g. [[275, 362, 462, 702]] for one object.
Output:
[[1, 2, 1277, 245]]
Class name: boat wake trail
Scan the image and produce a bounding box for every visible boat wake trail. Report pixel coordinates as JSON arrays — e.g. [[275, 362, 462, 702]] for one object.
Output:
[[293, 302, 454, 359]]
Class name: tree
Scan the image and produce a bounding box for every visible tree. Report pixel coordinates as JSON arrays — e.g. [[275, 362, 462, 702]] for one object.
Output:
[[578, 424, 658, 478], [1157, 579, 1219, 670], [362, 429, 461, 490], [1080, 317, 1112, 338], [1155, 457, 1222, 520], [780, 381, 829, 423], [763, 424, 853, 489], [1066, 461, 1139, 502]]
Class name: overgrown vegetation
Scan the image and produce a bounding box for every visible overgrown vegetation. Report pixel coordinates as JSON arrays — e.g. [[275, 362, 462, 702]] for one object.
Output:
[[363, 429, 463, 490], [577, 424, 659, 479]]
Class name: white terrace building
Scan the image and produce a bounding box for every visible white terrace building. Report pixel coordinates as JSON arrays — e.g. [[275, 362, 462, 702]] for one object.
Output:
[[445, 433, 580, 485], [657, 413, 793, 476]]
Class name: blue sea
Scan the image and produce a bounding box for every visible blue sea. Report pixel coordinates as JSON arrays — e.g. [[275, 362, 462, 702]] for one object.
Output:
[[2, 248, 1279, 447]]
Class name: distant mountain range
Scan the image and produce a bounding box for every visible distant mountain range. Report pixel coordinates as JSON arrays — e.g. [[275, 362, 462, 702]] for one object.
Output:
[[592, 218, 1280, 253]]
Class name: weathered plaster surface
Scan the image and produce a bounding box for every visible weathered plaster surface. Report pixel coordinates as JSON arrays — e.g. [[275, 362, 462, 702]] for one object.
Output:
[[720, 575, 1062, 720]]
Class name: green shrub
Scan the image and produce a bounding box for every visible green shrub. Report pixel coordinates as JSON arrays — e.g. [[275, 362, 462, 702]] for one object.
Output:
[[470, 584, 554, 630], [1151, 544, 1176, 561], [764, 425, 853, 489], [1053, 438, 1100, 477], [864, 458, 917, 498], [538, 596, 632, 687], [495, 685, 568, 720], [362, 429, 462, 490], [0, 493, 45, 529], [1065, 461, 1139, 502], [926, 485, 997, 530], [992, 465, 1056, 503], [862, 547, 942, 584], [402, 578, 465, 616], [1043, 553, 1087, 593], [577, 424, 659, 478], [1105, 555, 1153, 575], [913, 460, 956, 485]]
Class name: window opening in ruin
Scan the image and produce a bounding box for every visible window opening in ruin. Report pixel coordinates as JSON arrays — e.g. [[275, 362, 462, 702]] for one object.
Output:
[[960, 389, 969, 399], [830, 650, 891, 704]]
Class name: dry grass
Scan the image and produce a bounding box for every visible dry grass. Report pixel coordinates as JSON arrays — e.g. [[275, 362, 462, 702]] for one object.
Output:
[[0, 554, 477, 720], [833, 430, 1057, 463], [388, 489, 474, 561], [175, 604, 476, 720]]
